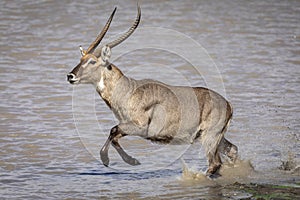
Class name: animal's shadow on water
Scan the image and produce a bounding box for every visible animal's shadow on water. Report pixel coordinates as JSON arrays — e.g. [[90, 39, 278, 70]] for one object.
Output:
[[77, 166, 182, 181], [75, 159, 255, 182]]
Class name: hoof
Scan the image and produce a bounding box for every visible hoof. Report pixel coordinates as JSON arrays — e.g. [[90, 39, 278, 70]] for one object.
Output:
[[100, 151, 109, 167], [206, 164, 221, 178], [123, 156, 141, 166], [206, 172, 221, 179], [129, 158, 141, 166]]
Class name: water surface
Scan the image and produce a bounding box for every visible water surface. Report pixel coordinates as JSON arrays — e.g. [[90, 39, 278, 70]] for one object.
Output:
[[1, 0, 299, 199]]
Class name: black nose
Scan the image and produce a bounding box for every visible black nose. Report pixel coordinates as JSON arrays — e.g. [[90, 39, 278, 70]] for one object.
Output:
[[67, 73, 77, 84]]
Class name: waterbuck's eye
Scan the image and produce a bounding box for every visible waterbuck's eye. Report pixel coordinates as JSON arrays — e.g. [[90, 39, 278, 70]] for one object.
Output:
[[89, 60, 96, 65]]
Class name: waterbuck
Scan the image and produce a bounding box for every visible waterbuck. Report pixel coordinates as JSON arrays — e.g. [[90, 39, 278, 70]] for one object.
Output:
[[67, 5, 238, 176]]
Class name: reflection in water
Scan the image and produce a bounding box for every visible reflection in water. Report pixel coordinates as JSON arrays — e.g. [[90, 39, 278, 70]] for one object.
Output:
[[1, 0, 299, 199]]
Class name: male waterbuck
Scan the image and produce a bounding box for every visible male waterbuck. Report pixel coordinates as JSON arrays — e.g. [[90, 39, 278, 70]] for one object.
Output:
[[67, 5, 238, 176]]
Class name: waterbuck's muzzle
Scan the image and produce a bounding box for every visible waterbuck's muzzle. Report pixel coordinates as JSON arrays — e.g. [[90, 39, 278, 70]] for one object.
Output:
[[67, 73, 78, 84]]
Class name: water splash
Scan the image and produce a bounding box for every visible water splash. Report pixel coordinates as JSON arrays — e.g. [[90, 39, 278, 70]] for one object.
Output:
[[180, 159, 255, 185]]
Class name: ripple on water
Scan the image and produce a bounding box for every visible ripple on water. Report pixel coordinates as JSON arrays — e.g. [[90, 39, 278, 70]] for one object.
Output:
[[1, 0, 299, 199]]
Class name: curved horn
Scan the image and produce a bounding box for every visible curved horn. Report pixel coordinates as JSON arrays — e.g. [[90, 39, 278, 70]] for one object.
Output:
[[85, 7, 117, 54], [106, 4, 141, 48]]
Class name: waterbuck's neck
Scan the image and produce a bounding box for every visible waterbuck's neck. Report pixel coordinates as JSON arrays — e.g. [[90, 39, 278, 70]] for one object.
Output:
[[95, 63, 133, 108]]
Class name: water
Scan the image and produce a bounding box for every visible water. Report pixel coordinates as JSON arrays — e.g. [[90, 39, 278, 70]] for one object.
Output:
[[1, 0, 299, 199]]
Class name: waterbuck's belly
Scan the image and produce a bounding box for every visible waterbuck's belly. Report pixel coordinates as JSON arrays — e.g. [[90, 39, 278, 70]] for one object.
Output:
[[145, 128, 200, 145]]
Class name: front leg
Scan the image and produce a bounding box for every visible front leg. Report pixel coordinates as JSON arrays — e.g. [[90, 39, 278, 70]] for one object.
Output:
[[112, 139, 140, 166], [100, 127, 117, 166], [100, 125, 141, 166]]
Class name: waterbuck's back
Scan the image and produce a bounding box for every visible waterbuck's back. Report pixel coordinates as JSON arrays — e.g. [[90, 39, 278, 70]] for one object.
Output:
[[117, 79, 232, 144]]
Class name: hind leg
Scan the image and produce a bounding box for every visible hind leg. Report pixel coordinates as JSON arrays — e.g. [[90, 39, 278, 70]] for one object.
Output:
[[206, 151, 222, 176], [201, 129, 224, 176], [218, 138, 238, 163]]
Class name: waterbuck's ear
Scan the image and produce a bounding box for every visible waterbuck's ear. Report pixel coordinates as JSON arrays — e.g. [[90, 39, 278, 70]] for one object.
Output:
[[100, 45, 111, 63], [79, 45, 87, 56]]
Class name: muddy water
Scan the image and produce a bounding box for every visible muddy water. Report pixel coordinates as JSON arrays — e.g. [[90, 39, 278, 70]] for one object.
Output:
[[1, 0, 299, 199]]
